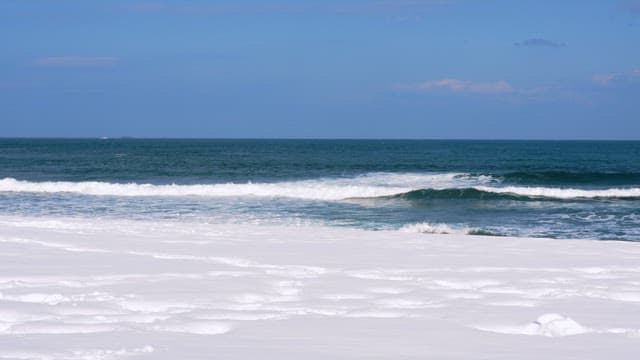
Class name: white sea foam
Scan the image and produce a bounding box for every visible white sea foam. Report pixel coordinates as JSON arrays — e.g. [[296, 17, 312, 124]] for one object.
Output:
[[399, 222, 471, 235], [1, 216, 640, 358], [0, 173, 488, 201], [152, 321, 232, 335], [1, 174, 638, 200], [473, 313, 591, 337], [476, 185, 640, 199], [0, 346, 154, 360]]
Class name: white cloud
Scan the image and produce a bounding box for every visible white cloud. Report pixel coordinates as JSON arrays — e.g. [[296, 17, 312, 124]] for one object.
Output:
[[514, 38, 566, 48], [592, 74, 616, 86], [34, 57, 119, 68], [592, 68, 640, 87], [398, 78, 514, 94]]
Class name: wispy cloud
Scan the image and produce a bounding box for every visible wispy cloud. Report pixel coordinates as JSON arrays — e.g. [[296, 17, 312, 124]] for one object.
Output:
[[393, 79, 595, 105], [514, 38, 566, 48], [33, 57, 119, 68], [396, 79, 514, 94], [592, 68, 640, 86], [592, 74, 617, 87]]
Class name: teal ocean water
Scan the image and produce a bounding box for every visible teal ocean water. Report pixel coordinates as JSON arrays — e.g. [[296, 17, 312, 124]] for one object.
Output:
[[1, 139, 639, 240]]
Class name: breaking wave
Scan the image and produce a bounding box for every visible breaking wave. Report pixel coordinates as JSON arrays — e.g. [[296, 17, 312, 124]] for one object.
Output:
[[498, 171, 640, 186], [398, 222, 502, 236], [399, 222, 472, 235], [474, 186, 640, 199], [0, 173, 487, 201], [1, 174, 639, 201], [390, 187, 640, 201]]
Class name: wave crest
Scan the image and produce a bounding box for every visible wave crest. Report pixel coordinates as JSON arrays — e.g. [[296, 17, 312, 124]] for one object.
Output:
[[0, 173, 487, 201], [1, 174, 638, 201], [393, 187, 640, 201], [398, 222, 503, 236], [0, 177, 405, 201], [399, 222, 471, 235], [475, 186, 640, 199], [498, 171, 640, 185]]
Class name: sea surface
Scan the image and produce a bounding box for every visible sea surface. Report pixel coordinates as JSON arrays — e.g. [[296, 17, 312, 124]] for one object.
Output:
[[1, 139, 639, 241]]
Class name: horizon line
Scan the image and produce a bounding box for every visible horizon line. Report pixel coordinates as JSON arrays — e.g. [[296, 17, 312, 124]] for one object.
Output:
[[1, 137, 639, 142]]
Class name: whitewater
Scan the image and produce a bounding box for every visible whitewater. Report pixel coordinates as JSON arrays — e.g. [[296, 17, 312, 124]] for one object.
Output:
[[2, 174, 640, 200]]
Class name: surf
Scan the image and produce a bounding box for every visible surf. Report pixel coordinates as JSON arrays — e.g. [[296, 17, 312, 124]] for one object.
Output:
[[2, 174, 639, 201]]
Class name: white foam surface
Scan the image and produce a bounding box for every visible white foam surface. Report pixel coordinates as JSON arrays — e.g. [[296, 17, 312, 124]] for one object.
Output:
[[2, 174, 639, 200], [1, 215, 639, 359]]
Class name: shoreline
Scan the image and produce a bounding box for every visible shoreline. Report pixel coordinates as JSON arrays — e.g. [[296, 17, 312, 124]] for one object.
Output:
[[1, 216, 639, 359]]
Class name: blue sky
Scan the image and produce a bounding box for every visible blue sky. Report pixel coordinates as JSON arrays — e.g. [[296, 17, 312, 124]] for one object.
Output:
[[1, 0, 639, 139]]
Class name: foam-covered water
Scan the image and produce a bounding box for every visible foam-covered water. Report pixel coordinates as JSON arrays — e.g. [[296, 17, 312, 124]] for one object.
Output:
[[2, 176, 639, 200], [0, 172, 486, 200], [1, 139, 639, 240], [2, 216, 640, 358]]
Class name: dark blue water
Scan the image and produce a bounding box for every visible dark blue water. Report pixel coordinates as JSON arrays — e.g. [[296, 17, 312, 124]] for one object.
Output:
[[1, 139, 639, 240]]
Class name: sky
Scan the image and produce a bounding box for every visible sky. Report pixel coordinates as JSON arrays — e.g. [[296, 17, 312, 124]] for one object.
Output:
[[1, 0, 640, 139]]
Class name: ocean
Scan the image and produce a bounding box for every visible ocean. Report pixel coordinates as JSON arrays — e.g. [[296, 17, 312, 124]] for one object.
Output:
[[1, 139, 639, 241]]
